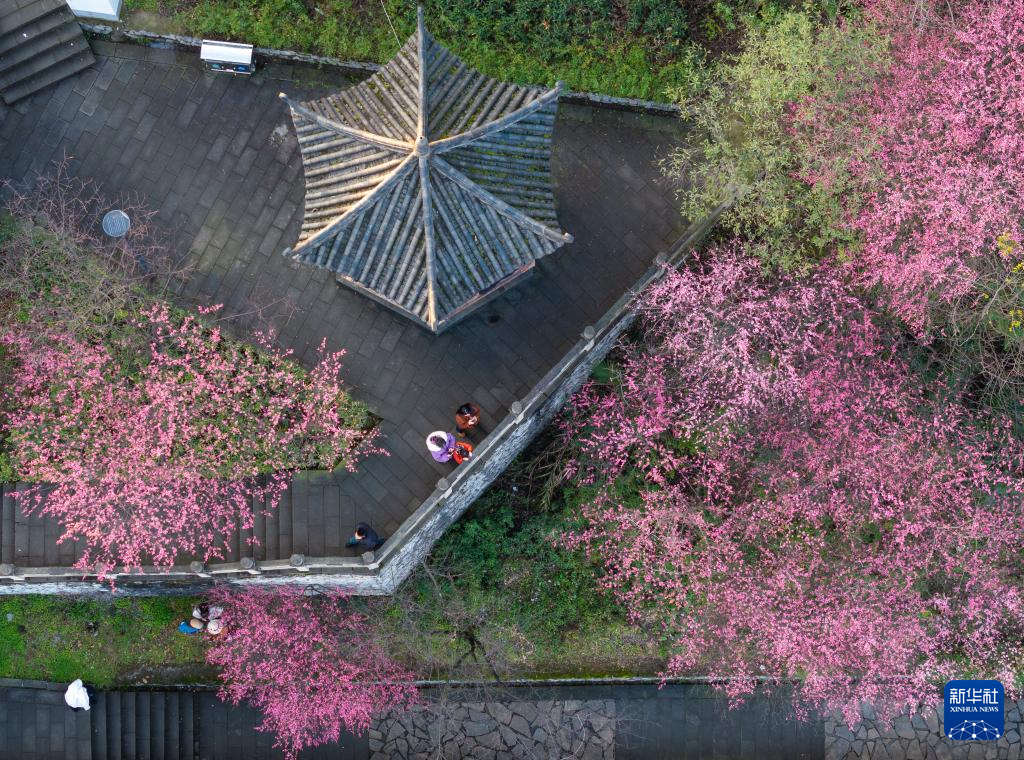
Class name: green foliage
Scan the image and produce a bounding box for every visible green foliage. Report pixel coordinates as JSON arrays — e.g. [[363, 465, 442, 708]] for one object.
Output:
[[435, 484, 618, 645], [0, 596, 209, 686], [376, 433, 670, 679], [123, 0, 729, 100], [0, 453, 14, 483], [666, 6, 886, 270]]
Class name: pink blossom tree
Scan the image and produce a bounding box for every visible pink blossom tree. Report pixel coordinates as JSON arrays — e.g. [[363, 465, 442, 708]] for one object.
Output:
[[792, 0, 1024, 400], [205, 585, 418, 759], [563, 246, 1024, 728], [1, 302, 380, 574]]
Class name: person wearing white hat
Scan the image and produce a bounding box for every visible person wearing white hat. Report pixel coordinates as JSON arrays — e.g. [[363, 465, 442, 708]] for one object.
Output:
[[427, 431, 455, 463], [64, 679, 90, 712], [207, 619, 224, 636]]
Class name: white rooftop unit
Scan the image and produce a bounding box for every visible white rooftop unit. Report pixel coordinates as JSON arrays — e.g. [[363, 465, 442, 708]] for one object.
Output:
[[66, 0, 122, 22], [199, 40, 254, 75]]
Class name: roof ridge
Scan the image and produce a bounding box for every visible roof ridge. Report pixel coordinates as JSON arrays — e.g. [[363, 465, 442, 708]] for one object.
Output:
[[284, 7, 572, 332], [415, 6, 439, 329]]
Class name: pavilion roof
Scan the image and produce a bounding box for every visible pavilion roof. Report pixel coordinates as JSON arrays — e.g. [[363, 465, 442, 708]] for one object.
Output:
[[280, 8, 572, 332]]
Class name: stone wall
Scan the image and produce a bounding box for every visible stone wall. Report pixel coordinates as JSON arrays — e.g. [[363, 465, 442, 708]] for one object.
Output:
[[826, 704, 1024, 760]]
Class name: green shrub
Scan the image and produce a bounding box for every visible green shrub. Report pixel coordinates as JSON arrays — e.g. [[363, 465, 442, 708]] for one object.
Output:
[[666, 6, 887, 270], [123, 0, 725, 100], [433, 459, 621, 648]]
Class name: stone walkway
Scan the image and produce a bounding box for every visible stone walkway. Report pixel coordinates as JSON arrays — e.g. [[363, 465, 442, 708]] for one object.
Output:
[[826, 702, 1024, 760], [0, 680, 823, 759], [7, 676, 1019, 759], [0, 40, 687, 563]]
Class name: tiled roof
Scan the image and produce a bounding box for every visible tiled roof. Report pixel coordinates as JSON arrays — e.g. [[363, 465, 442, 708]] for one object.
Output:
[[281, 8, 572, 332]]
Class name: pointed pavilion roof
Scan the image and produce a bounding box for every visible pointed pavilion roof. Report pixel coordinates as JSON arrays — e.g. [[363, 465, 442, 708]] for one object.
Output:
[[280, 8, 572, 332]]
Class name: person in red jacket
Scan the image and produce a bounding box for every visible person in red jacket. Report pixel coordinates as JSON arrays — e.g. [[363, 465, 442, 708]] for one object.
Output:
[[451, 438, 474, 465], [455, 402, 484, 438]]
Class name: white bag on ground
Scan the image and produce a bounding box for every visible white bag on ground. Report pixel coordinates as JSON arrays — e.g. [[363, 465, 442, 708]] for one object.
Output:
[[64, 679, 90, 711]]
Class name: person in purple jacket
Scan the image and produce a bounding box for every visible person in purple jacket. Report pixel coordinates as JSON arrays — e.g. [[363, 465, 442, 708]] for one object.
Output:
[[426, 431, 456, 463]]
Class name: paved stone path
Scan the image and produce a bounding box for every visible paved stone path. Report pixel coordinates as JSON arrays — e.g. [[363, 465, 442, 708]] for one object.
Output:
[[0, 41, 687, 564], [7, 677, 1019, 759], [826, 702, 1024, 760], [0, 681, 823, 759]]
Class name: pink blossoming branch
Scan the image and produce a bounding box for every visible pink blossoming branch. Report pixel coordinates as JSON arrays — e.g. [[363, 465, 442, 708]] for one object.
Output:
[[792, 0, 1024, 401], [205, 586, 418, 760], [562, 245, 1024, 730], [1, 301, 383, 577]]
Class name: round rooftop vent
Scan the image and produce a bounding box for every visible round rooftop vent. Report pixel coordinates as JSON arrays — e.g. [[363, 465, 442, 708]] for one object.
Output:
[[102, 209, 130, 238]]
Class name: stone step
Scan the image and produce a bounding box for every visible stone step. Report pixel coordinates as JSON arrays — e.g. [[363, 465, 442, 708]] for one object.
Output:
[[278, 479, 293, 559], [0, 484, 13, 565], [0, 0, 67, 48], [13, 482, 29, 565], [120, 691, 136, 759], [0, 0, 95, 104], [180, 692, 195, 760], [105, 691, 122, 760], [0, 12, 82, 77], [290, 473, 308, 557], [263, 488, 280, 561], [153, 691, 168, 760], [250, 489, 264, 561], [238, 487, 254, 561], [165, 690, 180, 760], [136, 691, 151, 758], [90, 686, 107, 760], [2, 45, 94, 104]]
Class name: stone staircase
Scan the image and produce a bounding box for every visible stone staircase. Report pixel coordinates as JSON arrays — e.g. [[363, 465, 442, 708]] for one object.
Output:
[[0, 0, 95, 105], [91, 691, 198, 760], [0, 682, 369, 759], [1, 481, 86, 568], [0, 477, 358, 571]]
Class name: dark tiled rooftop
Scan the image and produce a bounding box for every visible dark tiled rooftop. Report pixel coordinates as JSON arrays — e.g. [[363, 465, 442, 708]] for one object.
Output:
[[0, 41, 687, 566]]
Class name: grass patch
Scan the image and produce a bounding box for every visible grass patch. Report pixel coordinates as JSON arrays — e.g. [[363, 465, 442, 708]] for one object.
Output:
[[0, 596, 212, 686]]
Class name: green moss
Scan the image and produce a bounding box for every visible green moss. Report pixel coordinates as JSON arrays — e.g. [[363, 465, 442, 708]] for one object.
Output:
[[0, 596, 209, 686]]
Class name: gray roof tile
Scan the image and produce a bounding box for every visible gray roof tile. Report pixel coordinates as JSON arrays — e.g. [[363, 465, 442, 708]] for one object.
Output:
[[281, 9, 572, 332]]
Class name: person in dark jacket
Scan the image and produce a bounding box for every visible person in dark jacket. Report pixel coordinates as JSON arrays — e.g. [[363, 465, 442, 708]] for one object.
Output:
[[346, 522, 385, 551]]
